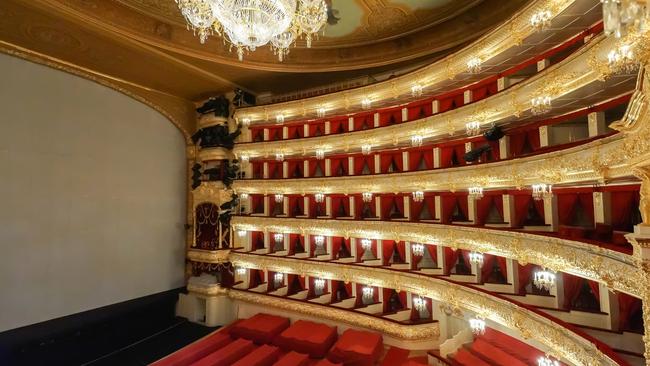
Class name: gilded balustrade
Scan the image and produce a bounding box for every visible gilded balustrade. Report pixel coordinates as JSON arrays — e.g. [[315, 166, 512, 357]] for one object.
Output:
[[227, 252, 621, 366], [231, 34, 626, 160], [234, 0, 577, 124]]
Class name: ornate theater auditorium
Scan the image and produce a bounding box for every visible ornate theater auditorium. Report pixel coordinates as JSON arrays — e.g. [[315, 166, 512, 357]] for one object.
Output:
[[3, 0, 650, 365]]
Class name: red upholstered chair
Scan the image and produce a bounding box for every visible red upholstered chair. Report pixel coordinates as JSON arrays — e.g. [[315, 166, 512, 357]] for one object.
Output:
[[315, 359, 344, 366], [231, 344, 282, 366], [191, 338, 256, 366], [327, 329, 383, 366], [274, 320, 338, 358], [230, 313, 291, 344], [151, 331, 233, 366], [272, 351, 310, 366]]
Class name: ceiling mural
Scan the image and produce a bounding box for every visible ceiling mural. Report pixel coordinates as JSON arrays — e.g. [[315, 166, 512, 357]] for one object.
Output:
[[0, 0, 529, 100]]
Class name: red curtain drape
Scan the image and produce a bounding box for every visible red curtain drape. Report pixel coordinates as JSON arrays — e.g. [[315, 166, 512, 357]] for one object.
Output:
[[252, 161, 263, 179], [517, 264, 535, 294], [610, 188, 641, 231], [587, 280, 600, 300], [380, 195, 395, 219], [409, 149, 424, 171], [444, 247, 459, 275], [379, 108, 402, 126], [440, 146, 454, 168], [195, 203, 219, 250], [332, 237, 343, 259], [496, 256, 507, 278], [382, 240, 395, 265], [513, 194, 533, 227], [441, 195, 457, 223], [286, 125, 304, 139], [287, 160, 304, 178], [481, 254, 496, 282], [250, 127, 264, 142], [308, 160, 325, 177], [353, 155, 375, 175], [563, 273, 584, 309], [309, 122, 325, 136], [618, 293, 642, 331], [267, 161, 282, 179], [354, 114, 373, 130], [396, 241, 406, 262], [426, 244, 438, 264], [476, 195, 494, 226], [411, 244, 423, 269], [330, 157, 348, 177]]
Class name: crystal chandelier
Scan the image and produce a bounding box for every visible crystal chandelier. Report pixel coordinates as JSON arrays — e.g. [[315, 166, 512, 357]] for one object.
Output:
[[532, 184, 552, 201], [411, 135, 423, 147], [469, 187, 484, 200], [538, 356, 560, 366], [413, 296, 426, 311], [360, 238, 372, 250], [466, 121, 481, 136], [530, 9, 553, 31], [469, 317, 486, 335], [608, 44, 639, 74], [273, 232, 284, 244], [531, 95, 552, 115], [274, 193, 284, 203], [411, 84, 423, 97], [602, 0, 649, 39], [468, 251, 484, 267], [237, 229, 247, 237], [315, 149, 325, 160], [313, 278, 325, 292], [361, 97, 372, 110], [175, 0, 328, 61], [411, 243, 425, 256], [361, 144, 372, 155], [362, 192, 373, 203], [275, 152, 285, 161], [313, 235, 325, 247], [533, 268, 556, 291], [274, 272, 284, 283], [412, 191, 424, 202], [314, 192, 325, 203], [362, 286, 374, 298], [467, 57, 482, 73]]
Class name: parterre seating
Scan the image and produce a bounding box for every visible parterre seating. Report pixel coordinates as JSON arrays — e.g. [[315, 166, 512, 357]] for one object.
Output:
[[230, 313, 291, 344], [272, 351, 310, 366], [231, 344, 282, 366], [274, 320, 338, 358], [190, 338, 256, 366], [150, 331, 233, 366], [327, 329, 383, 366]]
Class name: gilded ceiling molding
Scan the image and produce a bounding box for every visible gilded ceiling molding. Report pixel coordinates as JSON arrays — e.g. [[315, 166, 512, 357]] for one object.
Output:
[[235, 0, 577, 123], [228, 289, 439, 341], [0, 40, 195, 143], [231, 216, 644, 299], [229, 252, 621, 366], [232, 35, 621, 159]]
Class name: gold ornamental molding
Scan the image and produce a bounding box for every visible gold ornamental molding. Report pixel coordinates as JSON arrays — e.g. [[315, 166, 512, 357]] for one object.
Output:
[[234, 0, 577, 124], [228, 290, 439, 341], [232, 35, 625, 159], [232, 134, 636, 194], [229, 252, 620, 366], [187, 283, 230, 296], [187, 248, 230, 263], [231, 216, 644, 299]]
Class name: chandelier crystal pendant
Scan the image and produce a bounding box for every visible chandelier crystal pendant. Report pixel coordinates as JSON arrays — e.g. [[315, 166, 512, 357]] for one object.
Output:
[[412, 191, 424, 202], [533, 268, 556, 291], [530, 9, 553, 31], [174, 0, 328, 61], [469, 317, 486, 335], [602, 0, 649, 38], [466, 121, 481, 136], [532, 184, 552, 201], [531, 95, 552, 115], [468, 251, 484, 267], [313, 278, 326, 292], [608, 44, 639, 74], [468, 187, 484, 200], [538, 355, 560, 366], [411, 243, 425, 256], [313, 235, 325, 247]]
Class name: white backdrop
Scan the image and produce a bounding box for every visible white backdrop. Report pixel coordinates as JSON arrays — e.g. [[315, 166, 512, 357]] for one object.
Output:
[[0, 53, 187, 332]]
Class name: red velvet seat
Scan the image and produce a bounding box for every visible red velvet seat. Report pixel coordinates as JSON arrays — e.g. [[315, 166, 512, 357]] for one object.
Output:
[[315, 359, 343, 366], [230, 313, 290, 344], [327, 329, 383, 366], [151, 331, 233, 366], [231, 344, 282, 366], [452, 348, 490, 366], [272, 351, 310, 366], [191, 338, 256, 366], [274, 320, 338, 358]]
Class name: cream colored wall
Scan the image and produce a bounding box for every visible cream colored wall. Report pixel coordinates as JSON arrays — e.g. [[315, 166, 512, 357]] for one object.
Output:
[[0, 53, 187, 332]]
